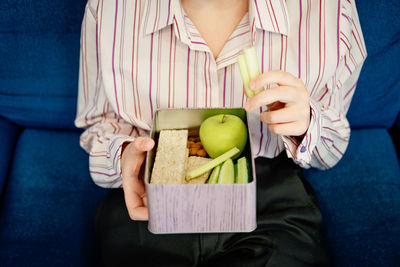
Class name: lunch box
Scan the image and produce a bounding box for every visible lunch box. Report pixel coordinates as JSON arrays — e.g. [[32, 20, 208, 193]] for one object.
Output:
[[144, 108, 257, 234]]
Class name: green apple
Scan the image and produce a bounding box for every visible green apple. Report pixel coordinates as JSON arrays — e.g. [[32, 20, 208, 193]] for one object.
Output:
[[199, 114, 247, 159]]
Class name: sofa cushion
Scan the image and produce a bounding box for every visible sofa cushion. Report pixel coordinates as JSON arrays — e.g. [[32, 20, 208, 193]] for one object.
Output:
[[303, 128, 400, 267], [0, 0, 86, 130], [347, 0, 400, 128], [0, 116, 19, 196], [0, 128, 107, 266]]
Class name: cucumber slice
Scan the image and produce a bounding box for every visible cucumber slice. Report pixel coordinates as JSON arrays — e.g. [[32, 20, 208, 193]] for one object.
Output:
[[207, 165, 221, 184], [236, 156, 250, 184], [234, 162, 238, 184], [186, 147, 240, 180], [218, 159, 235, 184]]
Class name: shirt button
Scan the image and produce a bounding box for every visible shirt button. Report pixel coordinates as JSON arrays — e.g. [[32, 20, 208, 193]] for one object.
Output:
[[300, 146, 306, 153]]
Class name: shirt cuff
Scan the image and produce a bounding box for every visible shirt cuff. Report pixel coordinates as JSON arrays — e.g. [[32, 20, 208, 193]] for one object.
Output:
[[281, 98, 322, 168], [108, 134, 135, 177]]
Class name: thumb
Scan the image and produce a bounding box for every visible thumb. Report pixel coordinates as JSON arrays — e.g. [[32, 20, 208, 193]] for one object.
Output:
[[133, 137, 155, 152]]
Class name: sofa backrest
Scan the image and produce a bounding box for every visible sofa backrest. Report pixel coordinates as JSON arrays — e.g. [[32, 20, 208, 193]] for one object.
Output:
[[347, 0, 400, 128], [0, 0, 86, 130], [0, 0, 399, 130]]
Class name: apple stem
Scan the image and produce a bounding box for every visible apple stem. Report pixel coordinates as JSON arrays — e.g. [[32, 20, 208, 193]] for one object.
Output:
[[221, 115, 227, 123]]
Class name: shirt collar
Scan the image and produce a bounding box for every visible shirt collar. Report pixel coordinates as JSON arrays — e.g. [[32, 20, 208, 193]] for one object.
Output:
[[249, 0, 289, 36], [143, 0, 175, 35], [144, 0, 290, 36]]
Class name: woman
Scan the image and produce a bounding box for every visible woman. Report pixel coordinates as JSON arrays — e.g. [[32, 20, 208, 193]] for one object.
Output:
[[75, 0, 366, 266]]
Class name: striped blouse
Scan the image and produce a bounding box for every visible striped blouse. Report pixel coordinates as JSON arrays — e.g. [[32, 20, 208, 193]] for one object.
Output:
[[75, 0, 367, 188]]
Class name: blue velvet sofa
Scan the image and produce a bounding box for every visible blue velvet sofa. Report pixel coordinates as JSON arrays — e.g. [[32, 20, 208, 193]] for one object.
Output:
[[0, 0, 399, 266]]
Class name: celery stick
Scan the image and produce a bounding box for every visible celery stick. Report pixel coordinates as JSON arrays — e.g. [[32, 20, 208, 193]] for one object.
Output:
[[218, 159, 235, 184], [243, 47, 264, 95], [186, 147, 240, 180], [237, 54, 255, 98], [236, 156, 249, 184], [207, 165, 221, 184], [243, 47, 260, 79]]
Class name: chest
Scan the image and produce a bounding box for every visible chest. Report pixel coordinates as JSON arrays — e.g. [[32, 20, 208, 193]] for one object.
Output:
[[183, 13, 247, 60], [180, 1, 249, 60]]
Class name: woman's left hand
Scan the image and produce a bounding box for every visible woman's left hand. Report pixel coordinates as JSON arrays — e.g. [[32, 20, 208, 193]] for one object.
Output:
[[243, 70, 311, 137]]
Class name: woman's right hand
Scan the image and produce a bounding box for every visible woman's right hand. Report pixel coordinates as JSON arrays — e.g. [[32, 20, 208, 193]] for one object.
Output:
[[120, 137, 155, 221]]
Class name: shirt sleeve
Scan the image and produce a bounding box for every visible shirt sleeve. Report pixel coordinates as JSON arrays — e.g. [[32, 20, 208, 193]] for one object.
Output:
[[281, 0, 367, 170], [75, 0, 137, 188]]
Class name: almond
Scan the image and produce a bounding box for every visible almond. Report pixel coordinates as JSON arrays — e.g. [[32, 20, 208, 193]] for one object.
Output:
[[197, 149, 207, 157], [189, 148, 199, 155]]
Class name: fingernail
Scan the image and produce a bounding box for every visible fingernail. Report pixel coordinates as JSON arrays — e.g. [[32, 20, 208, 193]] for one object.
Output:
[[249, 82, 255, 89]]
